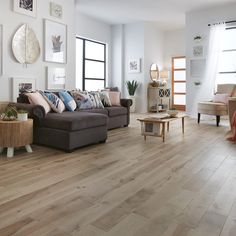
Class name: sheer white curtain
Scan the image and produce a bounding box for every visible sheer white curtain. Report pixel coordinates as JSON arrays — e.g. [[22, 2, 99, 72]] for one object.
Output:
[[205, 23, 225, 97]]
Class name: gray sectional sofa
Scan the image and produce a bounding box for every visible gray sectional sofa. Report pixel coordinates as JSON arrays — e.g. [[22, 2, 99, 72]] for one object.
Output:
[[12, 96, 132, 152]]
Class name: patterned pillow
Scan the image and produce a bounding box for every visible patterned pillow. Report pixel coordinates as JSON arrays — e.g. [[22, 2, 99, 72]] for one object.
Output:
[[109, 91, 121, 106], [40, 91, 65, 113], [26, 91, 51, 114], [99, 91, 112, 107], [58, 91, 77, 111], [70, 90, 93, 110], [89, 92, 104, 109]]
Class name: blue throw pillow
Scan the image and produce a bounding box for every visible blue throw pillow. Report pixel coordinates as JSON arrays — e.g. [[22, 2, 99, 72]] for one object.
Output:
[[58, 91, 77, 111]]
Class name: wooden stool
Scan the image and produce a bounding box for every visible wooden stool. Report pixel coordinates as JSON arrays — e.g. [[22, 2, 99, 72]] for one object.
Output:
[[0, 119, 33, 158]]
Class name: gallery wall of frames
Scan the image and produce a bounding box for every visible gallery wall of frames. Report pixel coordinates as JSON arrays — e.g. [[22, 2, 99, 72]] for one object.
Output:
[[0, 0, 76, 102]]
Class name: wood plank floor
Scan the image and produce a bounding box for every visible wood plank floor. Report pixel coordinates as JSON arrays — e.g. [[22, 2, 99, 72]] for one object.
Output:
[[0, 114, 235, 236]]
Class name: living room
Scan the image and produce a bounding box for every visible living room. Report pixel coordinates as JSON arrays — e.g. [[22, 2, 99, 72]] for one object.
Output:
[[0, 0, 236, 235]]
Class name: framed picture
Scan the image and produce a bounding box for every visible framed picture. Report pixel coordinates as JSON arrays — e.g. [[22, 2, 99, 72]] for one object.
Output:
[[0, 25, 2, 76], [47, 67, 65, 89], [13, 0, 37, 18], [44, 19, 67, 64], [193, 45, 203, 57], [12, 78, 36, 102], [50, 2, 62, 19], [128, 59, 141, 73]]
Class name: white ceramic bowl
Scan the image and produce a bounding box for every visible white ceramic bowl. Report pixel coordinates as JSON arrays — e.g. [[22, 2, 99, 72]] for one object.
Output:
[[167, 110, 178, 117]]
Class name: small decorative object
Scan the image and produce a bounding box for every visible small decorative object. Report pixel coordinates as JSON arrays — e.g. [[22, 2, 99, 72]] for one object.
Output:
[[0, 25, 2, 75], [128, 59, 141, 73], [1, 106, 18, 121], [159, 70, 169, 87], [13, 0, 37, 18], [194, 35, 202, 43], [167, 108, 178, 118], [50, 2, 62, 18], [44, 19, 67, 63], [12, 78, 36, 102], [193, 45, 203, 57], [126, 80, 139, 113], [194, 81, 201, 86], [12, 24, 40, 65], [47, 67, 65, 89], [17, 109, 28, 121]]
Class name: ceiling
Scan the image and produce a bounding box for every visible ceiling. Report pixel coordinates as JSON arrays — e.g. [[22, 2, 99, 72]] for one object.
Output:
[[75, 0, 236, 30]]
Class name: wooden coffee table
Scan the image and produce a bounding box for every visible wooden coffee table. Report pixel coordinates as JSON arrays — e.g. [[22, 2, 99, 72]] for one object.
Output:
[[137, 114, 187, 142], [0, 119, 33, 158]]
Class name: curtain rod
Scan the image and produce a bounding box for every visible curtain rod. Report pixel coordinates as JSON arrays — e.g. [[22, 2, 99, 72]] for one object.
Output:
[[208, 20, 236, 26]]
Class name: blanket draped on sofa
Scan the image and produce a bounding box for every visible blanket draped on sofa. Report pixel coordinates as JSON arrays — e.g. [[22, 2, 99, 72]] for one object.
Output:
[[227, 111, 236, 142]]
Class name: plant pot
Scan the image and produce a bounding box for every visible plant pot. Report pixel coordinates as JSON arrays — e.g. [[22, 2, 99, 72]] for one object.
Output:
[[17, 113, 28, 121], [129, 95, 136, 113]]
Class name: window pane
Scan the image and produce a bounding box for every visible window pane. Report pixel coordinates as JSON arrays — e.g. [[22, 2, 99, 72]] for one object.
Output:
[[218, 51, 236, 72], [85, 80, 104, 91], [222, 28, 236, 50], [85, 60, 105, 79], [174, 58, 186, 69], [174, 83, 186, 93], [174, 95, 186, 105], [85, 41, 105, 61], [216, 73, 236, 85], [76, 38, 83, 89], [174, 71, 186, 81]]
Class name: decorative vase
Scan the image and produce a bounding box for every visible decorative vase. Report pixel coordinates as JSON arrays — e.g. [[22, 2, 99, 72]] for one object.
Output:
[[129, 95, 136, 113], [17, 113, 28, 121]]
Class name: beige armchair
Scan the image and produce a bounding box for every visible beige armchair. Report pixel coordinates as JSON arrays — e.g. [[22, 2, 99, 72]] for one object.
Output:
[[198, 84, 236, 126]]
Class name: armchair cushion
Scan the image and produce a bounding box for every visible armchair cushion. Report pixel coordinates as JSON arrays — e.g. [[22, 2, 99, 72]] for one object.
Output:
[[198, 101, 228, 116]]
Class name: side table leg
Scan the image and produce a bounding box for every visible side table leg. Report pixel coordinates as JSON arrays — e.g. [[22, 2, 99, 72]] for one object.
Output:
[[25, 145, 33, 153], [0, 147, 4, 154], [182, 117, 185, 134], [7, 148, 14, 158], [162, 123, 166, 142]]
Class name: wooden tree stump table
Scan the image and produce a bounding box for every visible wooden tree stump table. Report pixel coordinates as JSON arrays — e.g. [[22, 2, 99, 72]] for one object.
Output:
[[0, 119, 33, 158]]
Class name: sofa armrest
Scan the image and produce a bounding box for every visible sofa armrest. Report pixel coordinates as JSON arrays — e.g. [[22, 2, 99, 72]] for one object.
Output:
[[9, 102, 46, 120], [120, 99, 132, 107]]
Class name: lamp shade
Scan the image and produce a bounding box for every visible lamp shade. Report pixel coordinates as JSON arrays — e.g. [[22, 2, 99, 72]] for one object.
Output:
[[160, 70, 169, 79]]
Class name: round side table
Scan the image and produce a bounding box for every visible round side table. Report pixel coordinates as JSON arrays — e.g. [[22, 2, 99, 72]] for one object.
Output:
[[0, 119, 33, 158]]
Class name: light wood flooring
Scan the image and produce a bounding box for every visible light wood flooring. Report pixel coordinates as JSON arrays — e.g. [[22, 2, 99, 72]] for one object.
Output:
[[0, 114, 235, 236]]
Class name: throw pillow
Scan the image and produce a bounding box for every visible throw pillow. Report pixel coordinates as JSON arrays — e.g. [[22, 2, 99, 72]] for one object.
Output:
[[99, 90, 112, 107], [26, 91, 51, 114], [40, 91, 65, 113], [88, 92, 104, 109], [70, 90, 93, 109], [58, 91, 77, 111], [109, 91, 121, 106], [212, 93, 229, 104]]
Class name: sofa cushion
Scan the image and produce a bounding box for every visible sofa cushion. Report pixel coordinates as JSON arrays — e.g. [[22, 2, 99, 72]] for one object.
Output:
[[40, 111, 107, 131], [59, 91, 77, 112], [106, 107, 127, 117], [79, 108, 108, 116]]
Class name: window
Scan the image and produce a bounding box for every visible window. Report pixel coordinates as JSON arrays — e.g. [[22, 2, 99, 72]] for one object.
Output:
[[172, 57, 186, 111], [217, 26, 236, 85], [76, 37, 106, 91]]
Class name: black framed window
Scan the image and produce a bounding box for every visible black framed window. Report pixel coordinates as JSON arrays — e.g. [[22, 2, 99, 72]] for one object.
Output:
[[217, 26, 236, 85], [76, 37, 106, 91]]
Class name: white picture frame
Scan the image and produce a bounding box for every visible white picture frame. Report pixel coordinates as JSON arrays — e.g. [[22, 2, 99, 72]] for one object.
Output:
[[50, 2, 63, 19], [47, 67, 66, 89], [0, 25, 2, 76], [13, 0, 37, 18], [44, 19, 67, 64], [12, 78, 36, 102], [128, 58, 141, 73]]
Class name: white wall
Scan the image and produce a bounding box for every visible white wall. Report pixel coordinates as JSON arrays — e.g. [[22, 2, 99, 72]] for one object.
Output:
[[0, 0, 75, 102], [186, 3, 236, 116], [75, 12, 111, 88]]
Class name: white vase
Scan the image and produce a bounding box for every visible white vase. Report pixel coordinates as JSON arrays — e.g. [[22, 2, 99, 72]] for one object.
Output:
[[17, 113, 28, 121], [129, 95, 136, 113]]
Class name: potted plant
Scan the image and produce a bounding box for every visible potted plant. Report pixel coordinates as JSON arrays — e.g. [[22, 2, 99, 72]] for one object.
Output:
[[17, 109, 28, 121], [126, 80, 139, 112], [1, 106, 18, 121]]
